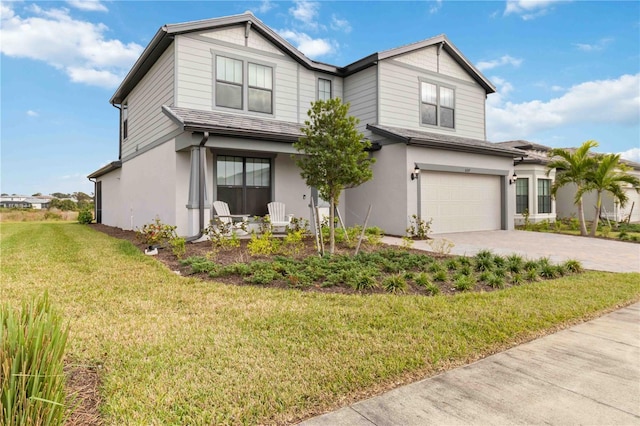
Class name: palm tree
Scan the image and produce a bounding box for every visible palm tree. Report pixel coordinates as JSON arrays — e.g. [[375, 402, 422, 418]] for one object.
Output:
[[546, 140, 599, 236], [583, 153, 640, 236]]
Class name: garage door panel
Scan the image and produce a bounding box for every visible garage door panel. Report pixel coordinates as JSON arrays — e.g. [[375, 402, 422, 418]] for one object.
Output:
[[421, 171, 501, 234]]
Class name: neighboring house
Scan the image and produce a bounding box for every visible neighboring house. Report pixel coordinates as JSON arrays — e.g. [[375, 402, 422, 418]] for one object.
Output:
[[498, 141, 640, 224], [88, 12, 524, 236], [496, 141, 556, 225], [0, 197, 50, 209]]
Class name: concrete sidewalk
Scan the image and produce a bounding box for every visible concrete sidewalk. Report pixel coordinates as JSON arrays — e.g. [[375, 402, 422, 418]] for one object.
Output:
[[300, 303, 640, 425], [383, 231, 640, 273]]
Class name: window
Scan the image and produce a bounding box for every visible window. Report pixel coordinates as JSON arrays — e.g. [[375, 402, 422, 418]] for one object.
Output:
[[420, 82, 455, 129], [248, 63, 273, 113], [215, 56, 273, 114], [516, 178, 529, 214], [122, 103, 128, 140], [216, 56, 243, 109], [217, 156, 271, 216], [538, 179, 552, 214], [318, 78, 331, 100]]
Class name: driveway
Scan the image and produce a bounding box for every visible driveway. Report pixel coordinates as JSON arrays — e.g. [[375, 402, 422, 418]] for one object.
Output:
[[383, 230, 640, 273]]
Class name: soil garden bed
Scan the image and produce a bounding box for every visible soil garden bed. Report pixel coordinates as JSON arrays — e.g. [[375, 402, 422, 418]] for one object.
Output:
[[90, 223, 583, 296]]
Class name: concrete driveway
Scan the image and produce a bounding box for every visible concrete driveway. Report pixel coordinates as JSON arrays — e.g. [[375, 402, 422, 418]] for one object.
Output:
[[383, 230, 640, 273]]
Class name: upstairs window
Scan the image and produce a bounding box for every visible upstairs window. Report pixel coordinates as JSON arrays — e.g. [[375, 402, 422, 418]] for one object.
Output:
[[420, 81, 455, 129], [215, 55, 273, 114], [318, 78, 332, 101], [216, 56, 243, 110], [248, 63, 273, 114], [538, 179, 552, 214]]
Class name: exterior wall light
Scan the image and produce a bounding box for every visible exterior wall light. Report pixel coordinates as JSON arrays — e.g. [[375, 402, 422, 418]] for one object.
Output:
[[509, 173, 518, 185], [411, 165, 420, 181]]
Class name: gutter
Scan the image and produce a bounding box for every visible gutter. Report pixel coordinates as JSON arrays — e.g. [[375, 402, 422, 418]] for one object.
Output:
[[111, 103, 122, 160], [186, 131, 210, 242]]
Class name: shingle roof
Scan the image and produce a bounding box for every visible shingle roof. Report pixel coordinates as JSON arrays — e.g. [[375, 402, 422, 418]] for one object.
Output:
[[162, 106, 303, 142], [496, 140, 552, 152], [367, 124, 526, 158]]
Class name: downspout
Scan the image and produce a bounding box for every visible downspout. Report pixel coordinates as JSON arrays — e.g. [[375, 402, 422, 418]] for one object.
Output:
[[186, 131, 210, 242], [111, 102, 122, 160]]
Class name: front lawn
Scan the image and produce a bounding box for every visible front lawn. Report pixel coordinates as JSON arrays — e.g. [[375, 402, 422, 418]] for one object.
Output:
[[1, 222, 639, 424], [518, 218, 640, 242]]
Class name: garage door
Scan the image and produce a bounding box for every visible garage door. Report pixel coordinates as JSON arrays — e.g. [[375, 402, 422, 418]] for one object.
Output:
[[421, 171, 502, 233]]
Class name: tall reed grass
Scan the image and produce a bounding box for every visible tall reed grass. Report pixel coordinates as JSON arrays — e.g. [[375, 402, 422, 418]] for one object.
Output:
[[1, 292, 70, 425]]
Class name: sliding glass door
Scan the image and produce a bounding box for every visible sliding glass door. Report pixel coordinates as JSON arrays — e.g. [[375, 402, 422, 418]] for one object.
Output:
[[216, 155, 271, 216]]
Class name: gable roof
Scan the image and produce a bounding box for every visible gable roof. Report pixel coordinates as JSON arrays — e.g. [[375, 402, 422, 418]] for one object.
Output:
[[111, 13, 495, 104], [368, 124, 525, 158]]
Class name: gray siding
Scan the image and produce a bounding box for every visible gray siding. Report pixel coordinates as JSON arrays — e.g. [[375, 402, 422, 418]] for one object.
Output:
[[377, 56, 486, 140], [122, 43, 178, 159], [175, 26, 325, 124], [343, 66, 377, 135]]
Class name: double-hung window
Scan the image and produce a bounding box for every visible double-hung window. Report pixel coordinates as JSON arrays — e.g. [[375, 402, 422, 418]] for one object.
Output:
[[516, 178, 529, 214], [420, 82, 455, 129], [318, 78, 332, 100], [215, 55, 273, 114], [216, 56, 243, 110], [538, 179, 552, 214]]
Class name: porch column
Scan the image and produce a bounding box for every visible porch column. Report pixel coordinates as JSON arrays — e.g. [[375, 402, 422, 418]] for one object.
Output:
[[186, 146, 211, 236]]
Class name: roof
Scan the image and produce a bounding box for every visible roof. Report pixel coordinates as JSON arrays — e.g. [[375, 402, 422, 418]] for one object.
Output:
[[162, 106, 303, 142], [88, 161, 122, 179], [496, 140, 552, 152], [111, 13, 495, 104], [367, 124, 526, 158]]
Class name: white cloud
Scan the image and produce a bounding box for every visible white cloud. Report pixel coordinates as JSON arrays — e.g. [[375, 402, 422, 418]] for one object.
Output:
[[504, 0, 564, 20], [0, 4, 143, 88], [278, 29, 334, 58], [429, 0, 443, 14], [476, 55, 523, 72], [574, 37, 613, 52], [487, 73, 640, 141], [26, 110, 39, 117], [66, 0, 108, 12], [252, 0, 275, 14], [330, 15, 351, 33], [289, 0, 319, 27], [619, 147, 640, 163]]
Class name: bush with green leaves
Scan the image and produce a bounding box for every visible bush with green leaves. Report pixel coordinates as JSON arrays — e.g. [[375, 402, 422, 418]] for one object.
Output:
[[454, 274, 475, 291], [563, 259, 583, 273], [77, 208, 93, 224], [406, 214, 432, 239], [136, 217, 177, 247], [247, 232, 280, 256], [1, 292, 69, 426], [170, 237, 186, 259]]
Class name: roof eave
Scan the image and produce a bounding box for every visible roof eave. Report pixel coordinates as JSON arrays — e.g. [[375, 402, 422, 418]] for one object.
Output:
[[88, 161, 122, 179], [406, 140, 523, 158]]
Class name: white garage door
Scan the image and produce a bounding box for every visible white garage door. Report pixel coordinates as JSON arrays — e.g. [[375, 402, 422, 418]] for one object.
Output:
[[421, 171, 502, 234]]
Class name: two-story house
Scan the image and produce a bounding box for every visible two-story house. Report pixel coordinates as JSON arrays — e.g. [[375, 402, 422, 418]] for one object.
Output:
[[88, 12, 524, 237]]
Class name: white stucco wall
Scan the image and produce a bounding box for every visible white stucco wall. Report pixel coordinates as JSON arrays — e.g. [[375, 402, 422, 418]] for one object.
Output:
[[513, 164, 556, 224]]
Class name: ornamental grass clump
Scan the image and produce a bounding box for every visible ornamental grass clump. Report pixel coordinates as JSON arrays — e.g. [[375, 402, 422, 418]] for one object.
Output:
[[1, 292, 70, 426]]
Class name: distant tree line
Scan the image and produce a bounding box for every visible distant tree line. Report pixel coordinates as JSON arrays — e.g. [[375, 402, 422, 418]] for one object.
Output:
[[1, 191, 94, 211]]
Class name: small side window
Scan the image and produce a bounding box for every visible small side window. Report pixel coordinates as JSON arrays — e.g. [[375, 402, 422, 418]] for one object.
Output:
[[122, 103, 128, 140], [318, 78, 332, 101]]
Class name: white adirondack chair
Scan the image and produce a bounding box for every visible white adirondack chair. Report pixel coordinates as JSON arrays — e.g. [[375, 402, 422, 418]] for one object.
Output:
[[212, 201, 248, 234], [267, 202, 293, 232]]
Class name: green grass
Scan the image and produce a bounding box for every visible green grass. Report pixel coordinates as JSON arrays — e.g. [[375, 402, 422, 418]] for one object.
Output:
[[1, 222, 639, 424]]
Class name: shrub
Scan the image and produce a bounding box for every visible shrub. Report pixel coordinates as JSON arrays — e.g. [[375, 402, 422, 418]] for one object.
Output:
[[458, 264, 473, 276], [444, 258, 459, 271], [247, 232, 279, 256], [427, 262, 443, 274], [382, 274, 407, 294], [563, 259, 583, 273], [170, 237, 186, 259], [492, 255, 506, 269], [281, 230, 306, 257], [428, 238, 454, 255], [77, 209, 93, 224], [511, 273, 524, 285], [475, 255, 494, 272], [406, 214, 432, 239], [414, 272, 431, 287], [433, 269, 448, 282], [180, 256, 218, 274], [486, 274, 505, 289], [136, 217, 177, 247], [601, 225, 611, 238], [525, 268, 540, 282], [454, 275, 475, 291], [1, 292, 69, 426], [506, 254, 523, 273], [350, 273, 378, 291], [365, 226, 384, 246], [423, 281, 440, 296]]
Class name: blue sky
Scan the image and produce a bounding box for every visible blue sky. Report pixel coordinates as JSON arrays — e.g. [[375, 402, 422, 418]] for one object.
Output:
[[1, 0, 639, 196]]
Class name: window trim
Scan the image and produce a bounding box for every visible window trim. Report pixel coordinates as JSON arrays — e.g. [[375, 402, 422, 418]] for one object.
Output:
[[215, 154, 273, 216], [212, 51, 276, 116], [418, 78, 456, 131], [215, 56, 244, 110]]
